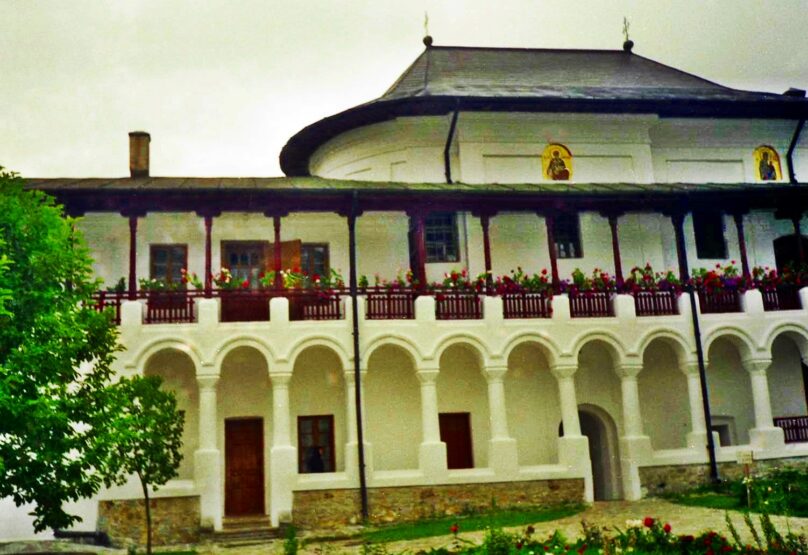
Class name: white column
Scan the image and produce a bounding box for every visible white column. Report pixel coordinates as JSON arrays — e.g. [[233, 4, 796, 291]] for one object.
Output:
[[616, 361, 652, 502], [679, 361, 709, 450], [484, 365, 519, 476], [416, 368, 447, 479], [194, 374, 222, 530], [551, 363, 592, 502], [743, 358, 785, 450], [269, 371, 296, 527], [344, 369, 372, 482]]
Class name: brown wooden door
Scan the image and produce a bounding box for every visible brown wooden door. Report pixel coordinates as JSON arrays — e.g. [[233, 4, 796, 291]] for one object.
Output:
[[267, 239, 302, 274], [439, 412, 474, 469], [225, 418, 265, 516]]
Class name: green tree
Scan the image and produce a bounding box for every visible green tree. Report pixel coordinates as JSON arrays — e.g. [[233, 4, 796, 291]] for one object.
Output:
[[0, 168, 120, 531], [102, 375, 185, 555]]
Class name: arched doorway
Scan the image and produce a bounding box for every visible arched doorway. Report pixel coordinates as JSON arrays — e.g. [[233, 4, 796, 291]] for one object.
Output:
[[578, 405, 621, 501], [774, 235, 808, 271]]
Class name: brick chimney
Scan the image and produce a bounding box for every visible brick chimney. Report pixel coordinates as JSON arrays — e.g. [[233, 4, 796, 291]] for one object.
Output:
[[128, 131, 150, 177]]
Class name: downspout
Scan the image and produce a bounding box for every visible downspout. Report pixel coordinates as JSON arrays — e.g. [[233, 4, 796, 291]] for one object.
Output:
[[347, 191, 369, 521], [673, 211, 720, 483], [444, 104, 459, 184], [787, 119, 805, 184]]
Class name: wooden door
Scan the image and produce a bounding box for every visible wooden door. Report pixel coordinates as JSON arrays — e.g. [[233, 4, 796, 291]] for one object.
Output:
[[266, 239, 302, 274], [225, 418, 265, 516], [439, 412, 474, 469]]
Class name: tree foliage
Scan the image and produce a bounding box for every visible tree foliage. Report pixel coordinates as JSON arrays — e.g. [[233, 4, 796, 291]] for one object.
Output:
[[101, 375, 185, 555], [0, 168, 120, 531]]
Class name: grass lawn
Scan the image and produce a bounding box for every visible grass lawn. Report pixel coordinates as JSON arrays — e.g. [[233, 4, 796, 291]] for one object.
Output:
[[667, 491, 745, 512], [362, 505, 583, 543]]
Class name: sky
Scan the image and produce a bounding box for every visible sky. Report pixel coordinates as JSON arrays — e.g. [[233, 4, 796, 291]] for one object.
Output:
[[2, 0, 808, 178]]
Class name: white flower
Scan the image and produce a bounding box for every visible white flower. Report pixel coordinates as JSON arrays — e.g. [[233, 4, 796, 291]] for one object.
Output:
[[625, 519, 643, 528]]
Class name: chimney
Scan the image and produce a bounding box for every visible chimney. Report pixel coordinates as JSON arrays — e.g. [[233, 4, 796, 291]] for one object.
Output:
[[128, 131, 150, 177]]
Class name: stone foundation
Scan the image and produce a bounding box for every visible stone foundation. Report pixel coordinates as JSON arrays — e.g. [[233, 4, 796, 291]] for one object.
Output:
[[97, 495, 200, 548], [640, 456, 808, 496], [293, 479, 584, 529]]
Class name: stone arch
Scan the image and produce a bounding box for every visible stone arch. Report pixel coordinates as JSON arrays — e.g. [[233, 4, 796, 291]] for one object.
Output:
[[764, 323, 808, 359], [570, 331, 627, 368], [574, 338, 624, 442], [577, 403, 622, 501], [501, 332, 560, 368], [431, 333, 491, 367], [213, 335, 275, 371], [134, 338, 203, 373], [363, 335, 422, 368], [702, 327, 756, 361], [764, 325, 808, 420], [287, 335, 351, 370], [705, 333, 756, 446], [635, 329, 692, 366]]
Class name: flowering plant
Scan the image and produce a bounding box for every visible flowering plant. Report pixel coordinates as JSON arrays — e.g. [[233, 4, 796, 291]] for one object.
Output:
[[432, 268, 486, 292], [690, 262, 750, 292], [565, 267, 617, 294], [624, 263, 682, 293], [753, 262, 808, 290], [492, 267, 553, 295], [213, 267, 250, 290], [360, 268, 418, 290], [181, 269, 204, 290], [258, 268, 345, 291], [138, 277, 184, 292]]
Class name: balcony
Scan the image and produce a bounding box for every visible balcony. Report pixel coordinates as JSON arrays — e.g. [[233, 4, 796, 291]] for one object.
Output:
[[502, 291, 552, 319], [761, 285, 802, 311], [633, 290, 679, 317], [569, 291, 613, 318], [774, 416, 808, 444], [697, 288, 742, 314]]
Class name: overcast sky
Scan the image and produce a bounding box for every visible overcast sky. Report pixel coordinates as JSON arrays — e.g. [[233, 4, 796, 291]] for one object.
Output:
[[2, 0, 808, 178]]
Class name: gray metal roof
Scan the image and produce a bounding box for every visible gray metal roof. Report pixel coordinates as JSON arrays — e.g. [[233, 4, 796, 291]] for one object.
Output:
[[280, 46, 808, 177]]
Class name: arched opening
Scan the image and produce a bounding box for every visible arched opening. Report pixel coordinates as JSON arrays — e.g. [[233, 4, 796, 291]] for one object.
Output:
[[638, 339, 690, 449], [774, 235, 808, 272], [569, 405, 621, 501], [707, 337, 755, 446], [768, 334, 808, 419], [219, 346, 271, 517], [505, 342, 560, 465], [290, 346, 346, 473], [144, 348, 198, 481], [437, 344, 490, 469], [365, 345, 421, 470]]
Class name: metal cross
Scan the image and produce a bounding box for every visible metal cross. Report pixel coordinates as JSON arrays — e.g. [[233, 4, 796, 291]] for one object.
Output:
[[622, 17, 631, 43]]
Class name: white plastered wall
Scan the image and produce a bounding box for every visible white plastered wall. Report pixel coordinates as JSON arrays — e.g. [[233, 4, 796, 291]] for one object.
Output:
[[364, 346, 421, 471], [768, 336, 808, 418], [706, 339, 755, 446], [574, 342, 624, 435], [638, 341, 690, 450]]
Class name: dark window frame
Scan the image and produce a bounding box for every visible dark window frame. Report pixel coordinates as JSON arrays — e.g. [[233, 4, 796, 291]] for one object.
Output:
[[425, 212, 460, 263], [693, 212, 728, 260], [297, 414, 336, 473], [554, 214, 583, 259], [220, 240, 269, 286], [300, 243, 330, 277], [149, 244, 188, 284]]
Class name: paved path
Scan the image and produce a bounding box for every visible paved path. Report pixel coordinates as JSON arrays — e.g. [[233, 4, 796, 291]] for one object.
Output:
[[197, 499, 808, 554]]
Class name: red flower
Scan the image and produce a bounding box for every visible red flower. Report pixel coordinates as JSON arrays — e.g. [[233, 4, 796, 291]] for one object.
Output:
[[663, 523, 671, 533], [450, 523, 459, 535], [516, 541, 523, 549], [241, 279, 250, 289], [643, 517, 655, 528], [721, 546, 732, 552]]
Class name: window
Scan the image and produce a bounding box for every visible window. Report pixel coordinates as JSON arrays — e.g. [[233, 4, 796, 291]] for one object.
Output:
[[425, 212, 459, 263], [221, 241, 267, 286], [693, 212, 727, 259], [554, 214, 582, 259], [297, 415, 335, 473], [300, 244, 329, 277], [150, 244, 187, 284]]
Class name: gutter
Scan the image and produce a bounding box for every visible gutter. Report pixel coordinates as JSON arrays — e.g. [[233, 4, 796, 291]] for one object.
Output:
[[443, 105, 460, 183], [787, 119, 806, 183]]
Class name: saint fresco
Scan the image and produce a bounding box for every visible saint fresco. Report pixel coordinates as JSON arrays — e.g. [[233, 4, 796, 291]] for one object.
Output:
[[754, 145, 782, 181], [542, 144, 572, 181]]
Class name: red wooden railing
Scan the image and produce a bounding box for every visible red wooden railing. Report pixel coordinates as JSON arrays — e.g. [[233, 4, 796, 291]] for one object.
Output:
[[90, 291, 124, 325], [434, 289, 483, 320], [774, 416, 808, 444], [502, 292, 552, 319], [288, 290, 343, 321], [569, 291, 613, 318], [219, 290, 273, 322], [365, 288, 416, 320], [634, 290, 679, 316], [697, 288, 741, 314], [144, 291, 197, 324], [761, 285, 801, 312]]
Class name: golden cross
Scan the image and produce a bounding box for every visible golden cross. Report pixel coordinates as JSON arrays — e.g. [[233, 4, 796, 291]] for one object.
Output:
[[622, 17, 630, 43]]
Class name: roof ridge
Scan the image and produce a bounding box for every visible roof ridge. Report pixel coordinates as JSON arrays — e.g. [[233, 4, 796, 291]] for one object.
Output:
[[426, 44, 626, 54]]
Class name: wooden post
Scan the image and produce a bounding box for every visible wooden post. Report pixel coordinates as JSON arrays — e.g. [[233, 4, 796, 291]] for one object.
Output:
[[128, 215, 138, 300], [543, 213, 560, 286], [204, 214, 213, 297], [793, 216, 805, 266], [733, 212, 751, 279], [273, 215, 283, 289], [412, 211, 427, 288], [671, 212, 689, 282], [480, 213, 493, 287], [608, 214, 624, 289]]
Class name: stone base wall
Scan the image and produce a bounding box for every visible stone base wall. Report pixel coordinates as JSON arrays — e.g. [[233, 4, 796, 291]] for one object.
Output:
[[97, 495, 200, 548], [293, 479, 584, 529], [640, 456, 808, 496]]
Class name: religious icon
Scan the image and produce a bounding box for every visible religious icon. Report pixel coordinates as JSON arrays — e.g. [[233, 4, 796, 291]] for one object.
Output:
[[542, 144, 572, 181], [754, 146, 782, 181]]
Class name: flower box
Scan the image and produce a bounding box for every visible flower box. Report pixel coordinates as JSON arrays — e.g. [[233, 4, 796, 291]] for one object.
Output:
[[219, 291, 271, 322]]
